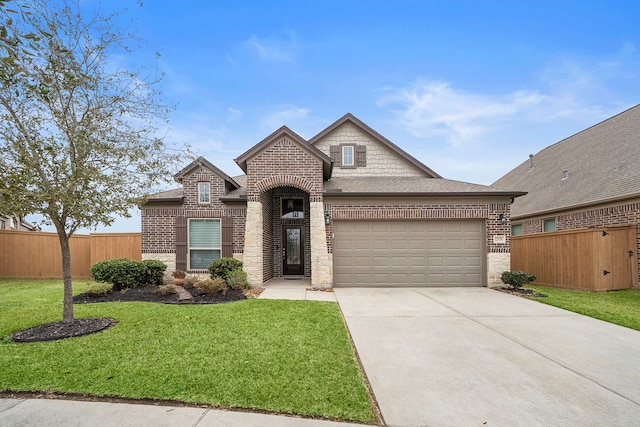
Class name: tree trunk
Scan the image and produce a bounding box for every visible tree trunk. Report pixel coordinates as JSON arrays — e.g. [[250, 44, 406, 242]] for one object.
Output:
[[55, 226, 74, 324]]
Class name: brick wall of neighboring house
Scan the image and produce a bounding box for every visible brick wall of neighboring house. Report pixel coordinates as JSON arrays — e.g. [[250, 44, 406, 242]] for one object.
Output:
[[517, 200, 640, 283], [323, 200, 512, 254], [313, 121, 424, 177]]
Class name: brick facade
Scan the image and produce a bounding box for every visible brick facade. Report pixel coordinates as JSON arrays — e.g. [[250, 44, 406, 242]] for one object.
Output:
[[246, 138, 324, 201], [142, 117, 517, 287], [324, 201, 512, 255]]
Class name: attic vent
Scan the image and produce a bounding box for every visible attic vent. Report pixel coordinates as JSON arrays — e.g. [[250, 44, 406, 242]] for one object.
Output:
[[528, 154, 534, 170], [561, 169, 569, 180]]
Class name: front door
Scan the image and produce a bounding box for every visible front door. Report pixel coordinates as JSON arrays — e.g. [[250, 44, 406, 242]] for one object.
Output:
[[283, 225, 304, 275]]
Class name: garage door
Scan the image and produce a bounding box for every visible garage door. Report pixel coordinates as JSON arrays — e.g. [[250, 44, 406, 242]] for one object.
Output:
[[333, 220, 484, 287]]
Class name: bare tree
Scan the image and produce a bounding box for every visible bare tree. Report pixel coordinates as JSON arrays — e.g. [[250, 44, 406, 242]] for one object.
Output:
[[0, 0, 176, 323]]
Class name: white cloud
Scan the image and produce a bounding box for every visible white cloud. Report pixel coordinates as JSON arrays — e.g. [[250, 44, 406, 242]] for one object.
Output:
[[164, 112, 226, 154], [227, 107, 243, 120], [378, 80, 545, 146], [260, 105, 311, 131], [242, 32, 297, 63]]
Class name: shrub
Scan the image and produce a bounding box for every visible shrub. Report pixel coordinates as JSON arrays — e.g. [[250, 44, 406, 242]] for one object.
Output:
[[153, 284, 177, 296], [227, 268, 249, 290], [195, 277, 228, 295], [85, 282, 113, 296], [501, 270, 536, 289], [90, 258, 146, 291], [141, 260, 167, 286], [208, 258, 243, 281], [183, 274, 199, 289], [172, 270, 186, 279]]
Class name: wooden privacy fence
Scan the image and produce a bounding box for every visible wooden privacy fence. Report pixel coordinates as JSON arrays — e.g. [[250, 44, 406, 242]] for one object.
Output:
[[0, 230, 141, 279], [511, 225, 639, 292]]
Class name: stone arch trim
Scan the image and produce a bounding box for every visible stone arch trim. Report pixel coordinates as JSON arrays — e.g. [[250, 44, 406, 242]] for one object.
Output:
[[255, 175, 316, 195]]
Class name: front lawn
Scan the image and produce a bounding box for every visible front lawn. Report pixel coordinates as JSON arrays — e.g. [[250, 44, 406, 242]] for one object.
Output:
[[527, 285, 640, 331], [0, 279, 376, 424]]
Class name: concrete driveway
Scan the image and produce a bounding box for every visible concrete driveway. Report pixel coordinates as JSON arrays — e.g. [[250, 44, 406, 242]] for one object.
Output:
[[334, 287, 640, 427]]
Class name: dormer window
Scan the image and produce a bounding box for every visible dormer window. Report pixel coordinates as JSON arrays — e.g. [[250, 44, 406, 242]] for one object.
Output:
[[342, 145, 354, 166], [198, 182, 210, 204]]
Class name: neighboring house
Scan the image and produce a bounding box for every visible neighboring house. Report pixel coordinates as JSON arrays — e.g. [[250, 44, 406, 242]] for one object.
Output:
[[493, 104, 640, 285], [0, 214, 34, 231], [142, 113, 524, 288]]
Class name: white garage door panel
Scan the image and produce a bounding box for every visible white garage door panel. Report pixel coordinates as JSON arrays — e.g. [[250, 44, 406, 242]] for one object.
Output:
[[333, 220, 484, 287]]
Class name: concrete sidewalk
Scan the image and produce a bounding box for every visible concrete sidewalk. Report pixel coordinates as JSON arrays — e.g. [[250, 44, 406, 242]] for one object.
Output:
[[0, 398, 373, 427], [258, 277, 337, 302], [335, 287, 640, 427]]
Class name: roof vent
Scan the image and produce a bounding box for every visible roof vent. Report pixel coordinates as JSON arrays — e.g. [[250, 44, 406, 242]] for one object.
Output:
[[561, 169, 569, 180], [528, 154, 534, 170]]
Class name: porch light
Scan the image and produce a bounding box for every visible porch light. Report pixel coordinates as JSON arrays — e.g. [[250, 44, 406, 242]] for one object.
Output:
[[498, 213, 506, 225], [324, 211, 332, 225]]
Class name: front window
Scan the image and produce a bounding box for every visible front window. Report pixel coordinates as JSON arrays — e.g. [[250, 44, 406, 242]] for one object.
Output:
[[511, 223, 523, 236], [198, 182, 210, 204], [188, 218, 221, 269], [342, 145, 354, 166], [543, 218, 556, 232]]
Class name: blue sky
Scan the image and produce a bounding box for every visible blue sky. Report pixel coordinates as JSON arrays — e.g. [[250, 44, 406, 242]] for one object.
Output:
[[30, 0, 640, 232]]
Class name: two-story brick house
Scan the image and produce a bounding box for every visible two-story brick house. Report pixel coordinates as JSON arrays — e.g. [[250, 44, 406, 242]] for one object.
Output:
[[141, 113, 525, 288]]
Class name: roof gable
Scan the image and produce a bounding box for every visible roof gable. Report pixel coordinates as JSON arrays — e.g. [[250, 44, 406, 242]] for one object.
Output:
[[309, 113, 441, 178], [493, 104, 640, 218], [174, 157, 240, 190], [235, 126, 332, 178]]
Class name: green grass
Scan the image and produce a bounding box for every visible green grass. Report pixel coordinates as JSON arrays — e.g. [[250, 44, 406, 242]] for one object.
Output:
[[0, 279, 376, 423], [527, 285, 640, 331]]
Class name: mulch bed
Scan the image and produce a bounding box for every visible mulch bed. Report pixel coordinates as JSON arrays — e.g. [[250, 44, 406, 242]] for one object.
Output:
[[10, 286, 251, 344], [496, 287, 547, 298], [10, 318, 116, 343], [72, 285, 247, 304]]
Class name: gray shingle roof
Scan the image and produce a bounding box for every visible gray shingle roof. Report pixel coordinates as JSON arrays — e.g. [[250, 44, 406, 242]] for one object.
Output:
[[493, 104, 640, 218], [324, 177, 524, 196], [149, 174, 522, 202], [145, 188, 183, 202]]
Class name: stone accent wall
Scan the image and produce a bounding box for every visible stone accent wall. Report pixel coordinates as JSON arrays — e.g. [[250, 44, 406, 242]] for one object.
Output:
[[517, 200, 640, 286], [310, 201, 332, 287], [313, 122, 424, 177], [487, 253, 510, 287], [243, 200, 263, 286]]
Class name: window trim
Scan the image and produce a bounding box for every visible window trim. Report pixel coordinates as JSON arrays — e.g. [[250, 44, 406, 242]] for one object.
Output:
[[341, 144, 355, 168], [511, 223, 523, 236], [542, 218, 556, 233], [198, 182, 210, 204], [187, 218, 221, 270]]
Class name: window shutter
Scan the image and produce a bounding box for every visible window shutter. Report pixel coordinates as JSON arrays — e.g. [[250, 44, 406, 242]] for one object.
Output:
[[356, 145, 367, 167], [329, 145, 341, 167], [175, 216, 187, 271], [222, 216, 233, 258]]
